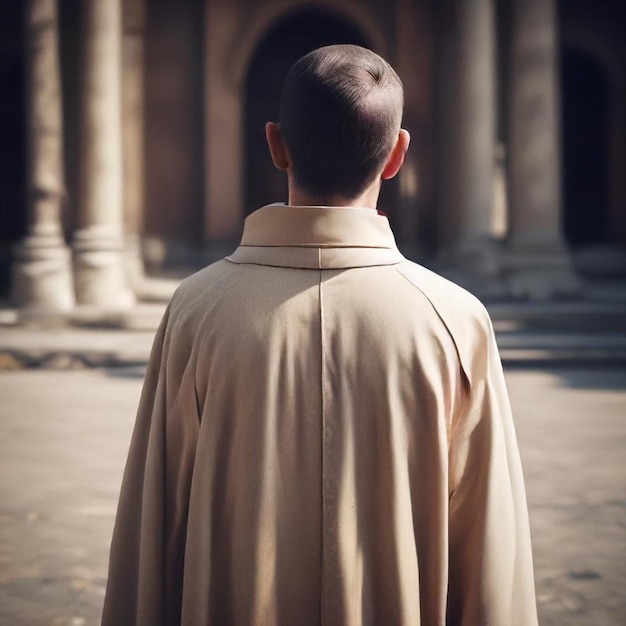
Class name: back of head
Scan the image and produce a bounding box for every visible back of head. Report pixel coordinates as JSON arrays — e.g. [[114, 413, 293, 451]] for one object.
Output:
[[279, 44, 404, 201]]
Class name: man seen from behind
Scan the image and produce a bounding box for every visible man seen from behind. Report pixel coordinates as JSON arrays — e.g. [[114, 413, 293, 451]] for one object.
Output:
[[102, 44, 538, 626]]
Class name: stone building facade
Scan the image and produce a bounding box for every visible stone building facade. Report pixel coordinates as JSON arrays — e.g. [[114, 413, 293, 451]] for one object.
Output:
[[0, 0, 624, 310]]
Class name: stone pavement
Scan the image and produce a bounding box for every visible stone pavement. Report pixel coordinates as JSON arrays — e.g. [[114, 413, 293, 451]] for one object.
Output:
[[0, 365, 624, 625]]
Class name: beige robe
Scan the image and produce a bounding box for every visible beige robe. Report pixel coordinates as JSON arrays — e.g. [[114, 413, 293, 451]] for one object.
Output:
[[102, 205, 538, 626]]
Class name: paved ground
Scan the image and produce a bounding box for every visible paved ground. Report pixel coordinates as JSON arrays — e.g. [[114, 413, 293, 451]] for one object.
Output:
[[0, 365, 625, 625], [507, 366, 626, 625]]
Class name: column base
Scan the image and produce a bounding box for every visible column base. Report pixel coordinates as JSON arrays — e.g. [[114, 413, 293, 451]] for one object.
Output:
[[438, 236, 508, 299], [504, 239, 582, 300], [11, 234, 74, 311], [445, 235, 500, 276], [73, 230, 135, 308], [124, 235, 145, 291]]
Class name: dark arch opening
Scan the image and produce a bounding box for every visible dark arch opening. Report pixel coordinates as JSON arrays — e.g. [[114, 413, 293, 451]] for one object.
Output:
[[0, 1, 27, 296], [561, 46, 610, 247], [244, 9, 371, 214]]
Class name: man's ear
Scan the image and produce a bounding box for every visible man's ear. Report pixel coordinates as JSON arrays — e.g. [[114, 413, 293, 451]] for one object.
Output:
[[381, 129, 411, 181], [265, 122, 290, 171]]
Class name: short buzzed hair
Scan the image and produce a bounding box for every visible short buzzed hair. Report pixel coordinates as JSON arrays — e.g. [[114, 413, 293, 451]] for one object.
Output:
[[279, 44, 404, 201]]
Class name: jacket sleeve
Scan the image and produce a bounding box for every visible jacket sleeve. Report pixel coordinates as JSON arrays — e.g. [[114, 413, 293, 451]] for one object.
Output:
[[447, 315, 538, 626], [102, 304, 200, 626]]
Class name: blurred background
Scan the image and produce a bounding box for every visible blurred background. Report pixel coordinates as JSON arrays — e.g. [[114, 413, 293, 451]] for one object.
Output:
[[0, 0, 625, 311]]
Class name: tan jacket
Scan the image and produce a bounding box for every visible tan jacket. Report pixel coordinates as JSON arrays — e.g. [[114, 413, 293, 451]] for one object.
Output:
[[102, 205, 538, 626]]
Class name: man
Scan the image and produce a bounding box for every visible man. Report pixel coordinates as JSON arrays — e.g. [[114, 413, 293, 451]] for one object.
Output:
[[103, 45, 538, 625]]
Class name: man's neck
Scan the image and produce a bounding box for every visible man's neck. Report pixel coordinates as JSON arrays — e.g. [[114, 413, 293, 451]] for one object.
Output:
[[288, 182, 381, 210]]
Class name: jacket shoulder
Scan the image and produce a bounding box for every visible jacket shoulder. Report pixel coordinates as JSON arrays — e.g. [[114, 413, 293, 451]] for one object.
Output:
[[395, 260, 493, 383], [396, 261, 488, 320], [160, 259, 243, 333], [170, 259, 240, 304]]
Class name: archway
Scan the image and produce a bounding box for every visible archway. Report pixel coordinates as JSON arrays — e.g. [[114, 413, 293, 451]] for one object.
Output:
[[244, 9, 370, 214], [0, 1, 26, 296], [561, 47, 610, 247]]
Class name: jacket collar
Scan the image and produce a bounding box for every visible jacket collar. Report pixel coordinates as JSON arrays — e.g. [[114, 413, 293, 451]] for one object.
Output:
[[226, 204, 404, 270]]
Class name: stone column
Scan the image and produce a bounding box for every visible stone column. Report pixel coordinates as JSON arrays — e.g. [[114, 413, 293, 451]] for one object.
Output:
[[443, 0, 498, 276], [11, 0, 74, 311], [73, 0, 135, 307], [122, 0, 146, 288], [505, 0, 580, 298], [395, 0, 430, 259], [204, 0, 243, 243]]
